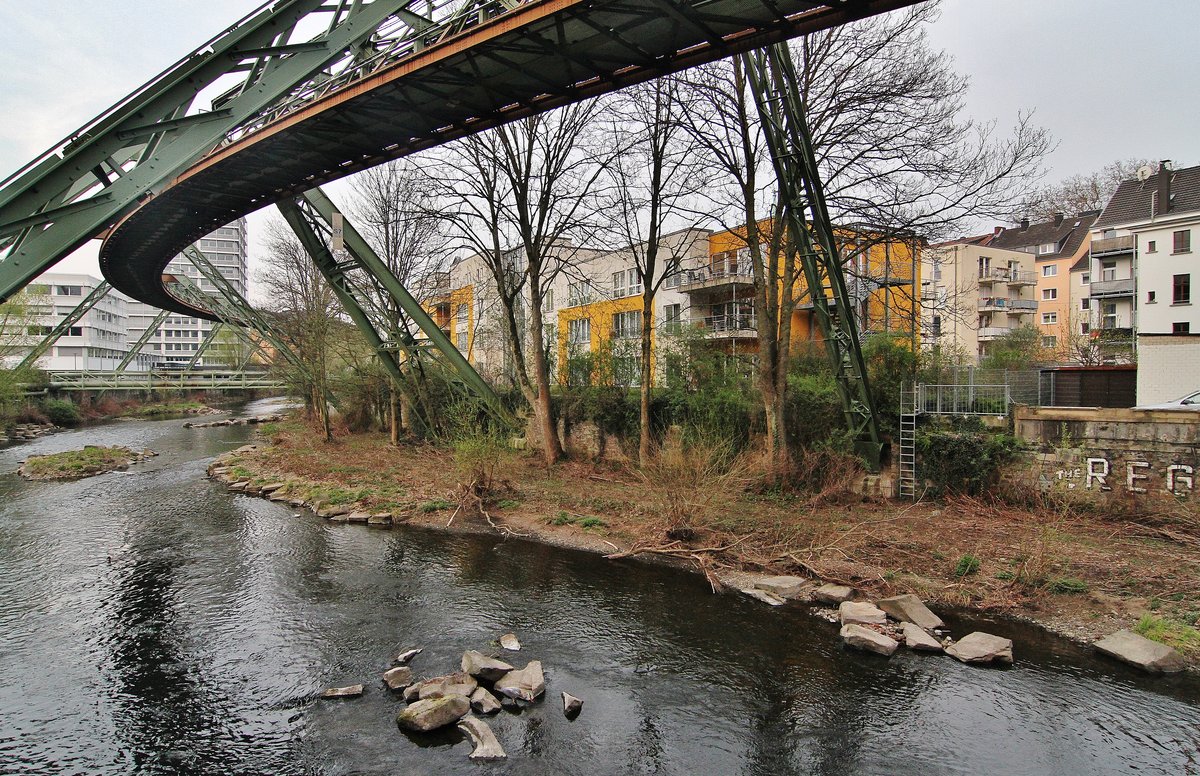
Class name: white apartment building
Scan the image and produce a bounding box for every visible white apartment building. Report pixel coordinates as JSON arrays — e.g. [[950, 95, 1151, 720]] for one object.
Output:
[[126, 218, 250, 365], [4, 273, 157, 371], [1090, 161, 1200, 401]]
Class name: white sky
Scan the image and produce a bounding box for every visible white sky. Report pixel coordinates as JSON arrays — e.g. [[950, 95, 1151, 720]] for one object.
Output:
[[2, 0, 1199, 285]]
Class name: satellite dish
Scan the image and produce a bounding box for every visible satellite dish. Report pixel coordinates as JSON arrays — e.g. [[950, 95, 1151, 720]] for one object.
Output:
[[1136, 165, 1154, 181]]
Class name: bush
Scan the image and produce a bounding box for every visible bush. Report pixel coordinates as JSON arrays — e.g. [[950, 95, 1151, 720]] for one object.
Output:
[[784, 372, 849, 451], [954, 554, 981, 577], [42, 398, 82, 427], [915, 419, 1021, 496]]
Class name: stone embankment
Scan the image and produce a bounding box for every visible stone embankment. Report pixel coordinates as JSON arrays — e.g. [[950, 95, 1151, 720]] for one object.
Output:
[[319, 632, 582, 762], [1, 422, 56, 445], [185, 413, 283, 429]]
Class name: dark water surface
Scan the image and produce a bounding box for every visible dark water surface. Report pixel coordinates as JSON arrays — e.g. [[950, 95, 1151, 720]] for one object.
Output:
[[1, 399, 1198, 775]]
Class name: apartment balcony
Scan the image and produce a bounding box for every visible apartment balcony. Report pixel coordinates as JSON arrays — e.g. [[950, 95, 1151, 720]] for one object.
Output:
[[700, 313, 758, 340], [977, 326, 1013, 341], [976, 268, 1036, 286], [1089, 278, 1135, 298], [677, 266, 754, 294], [977, 298, 1038, 313], [1090, 235, 1135, 257]]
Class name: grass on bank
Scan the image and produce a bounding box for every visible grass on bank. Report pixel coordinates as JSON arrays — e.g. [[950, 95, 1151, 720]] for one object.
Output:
[[20, 446, 140, 480], [1133, 614, 1200, 656]]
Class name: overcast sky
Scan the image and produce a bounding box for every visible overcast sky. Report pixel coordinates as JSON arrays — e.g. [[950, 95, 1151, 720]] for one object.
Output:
[[2, 0, 1199, 279]]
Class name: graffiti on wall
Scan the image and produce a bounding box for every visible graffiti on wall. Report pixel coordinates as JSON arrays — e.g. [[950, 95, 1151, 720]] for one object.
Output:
[[1055, 456, 1194, 496]]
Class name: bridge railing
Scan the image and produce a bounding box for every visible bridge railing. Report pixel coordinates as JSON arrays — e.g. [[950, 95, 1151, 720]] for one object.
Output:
[[916, 384, 1010, 416], [46, 369, 285, 391]]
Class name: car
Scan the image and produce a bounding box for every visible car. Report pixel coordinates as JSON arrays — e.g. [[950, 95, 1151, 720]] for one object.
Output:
[[1135, 389, 1200, 411], [152, 361, 186, 371]]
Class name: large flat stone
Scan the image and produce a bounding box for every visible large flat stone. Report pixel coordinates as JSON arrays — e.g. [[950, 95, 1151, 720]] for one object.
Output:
[[462, 650, 514, 682], [946, 632, 1014, 665], [877, 594, 945, 631], [417, 671, 478, 700], [457, 716, 506, 760], [470, 687, 502, 714], [320, 684, 363, 699], [813, 583, 856, 604], [494, 660, 545, 702], [1094, 630, 1186, 673], [839, 600, 886, 626], [753, 575, 811, 600], [396, 695, 470, 732], [902, 622, 943, 652], [840, 624, 899, 657], [382, 666, 413, 690]]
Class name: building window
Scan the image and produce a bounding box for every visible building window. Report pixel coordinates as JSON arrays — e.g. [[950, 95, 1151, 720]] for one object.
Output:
[[1080, 322, 1090, 335], [456, 303, 468, 325], [1174, 230, 1191, 253], [567, 281, 590, 306], [1041, 312, 1057, 325], [1174, 322, 1192, 334], [1081, 272, 1090, 285], [663, 257, 683, 289], [1080, 298, 1090, 310], [1101, 261, 1116, 282], [1041, 336, 1057, 348], [1037, 243, 1057, 255], [1146, 240, 1157, 253], [568, 317, 590, 346], [456, 331, 468, 351], [612, 310, 642, 339], [612, 269, 641, 298], [662, 303, 682, 334], [931, 314, 942, 337], [613, 355, 641, 387], [1042, 288, 1057, 301], [1174, 273, 1191, 304], [1148, 291, 1156, 303], [1101, 302, 1118, 329], [1042, 265, 1057, 277], [54, 285, 83, 296]]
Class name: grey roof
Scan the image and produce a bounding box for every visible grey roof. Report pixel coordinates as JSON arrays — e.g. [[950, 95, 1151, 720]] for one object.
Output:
[[1095, 164, 1200, 228], [990, 211, 1098, 261]]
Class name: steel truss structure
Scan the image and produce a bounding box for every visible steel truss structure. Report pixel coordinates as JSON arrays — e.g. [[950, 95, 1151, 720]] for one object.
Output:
[[17, 281, 112, 370], [116, 308, 170, 372], [743, 43, 883, 465]]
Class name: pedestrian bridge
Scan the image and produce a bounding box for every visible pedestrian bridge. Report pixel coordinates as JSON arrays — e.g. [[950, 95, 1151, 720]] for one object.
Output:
[[46, 369, 286, 392]]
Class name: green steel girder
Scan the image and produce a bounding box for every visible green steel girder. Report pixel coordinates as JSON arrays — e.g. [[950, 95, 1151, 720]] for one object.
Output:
[[17, 281, 112, 370], [187, 323, 226, 370], [743, 43, 884, 468], [116, 307, 170, 372], [0, 0, 468, 306], [279, 188, 509, 421]]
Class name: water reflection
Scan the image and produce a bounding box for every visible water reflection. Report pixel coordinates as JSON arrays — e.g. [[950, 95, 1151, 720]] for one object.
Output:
[[0, 399, 1197, 775]]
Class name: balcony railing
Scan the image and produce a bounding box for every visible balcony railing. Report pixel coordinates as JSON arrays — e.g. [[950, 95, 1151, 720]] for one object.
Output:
[[1090, 235, 1135, 257], [978, 326, 1013, 340], [978, 298, 1038, 312], [702, 314, 757, 335], [1089, 278, 1135, 297], [977, 268, 1036, 285], [678, 266, 755, 292]]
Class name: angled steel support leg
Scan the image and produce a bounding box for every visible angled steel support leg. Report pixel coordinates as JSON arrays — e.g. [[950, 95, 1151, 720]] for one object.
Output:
[[18, 281, 111, 370], [117, 307, 169, 372], [743, 43, 884, 468], [186, 322, 225, 370]]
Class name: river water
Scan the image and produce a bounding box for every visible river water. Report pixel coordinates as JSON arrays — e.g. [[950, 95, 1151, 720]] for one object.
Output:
[[0, 398, 1197, 775]]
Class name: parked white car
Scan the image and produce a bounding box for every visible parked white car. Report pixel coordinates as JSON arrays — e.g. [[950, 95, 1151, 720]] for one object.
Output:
[[1135, 389, 1200, 411]]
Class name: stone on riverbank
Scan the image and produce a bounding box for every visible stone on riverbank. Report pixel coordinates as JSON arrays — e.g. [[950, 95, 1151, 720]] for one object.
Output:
[[396, 695, 470, 732], [494, 661, 545, 702], [417, 671, 478, 700], [395, 648, 422, 665], [462, 650, 514, 682], [876, 594, 945, 631], [902, 622, 943, 652], [316, 503, 351, 518], [499, 633, 521, 651], [839, 600, 886, 626], [946, 632, 1013, 665], [470, 687, 502, 714], [814, 584, 856, 604], [457, 716, 506, 760], [383, 666, 413, 690], [840, 624, 899, 656], [1094, 630, 1186, 673], [753, 575, 811, 600], [562, 692, 584, 719], [320, 684, 364, 699]]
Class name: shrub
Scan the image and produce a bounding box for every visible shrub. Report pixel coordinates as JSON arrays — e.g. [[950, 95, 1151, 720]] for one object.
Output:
[[954, 554, 980, 577], [915, 419, 1021, 496], [42, 398, 82, 427], [1046, 577, 1088, 594]]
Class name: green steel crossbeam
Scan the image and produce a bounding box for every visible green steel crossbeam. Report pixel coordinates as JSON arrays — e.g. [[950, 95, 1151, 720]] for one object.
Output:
[[17, 281, 112, 370], [743, 43, 884, 467], [186, 323, 226, 370], [116, 307, 170, 372]]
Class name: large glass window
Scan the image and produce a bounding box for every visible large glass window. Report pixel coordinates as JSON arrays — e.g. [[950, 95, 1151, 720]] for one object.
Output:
[[1174, 273, 1191, 304]]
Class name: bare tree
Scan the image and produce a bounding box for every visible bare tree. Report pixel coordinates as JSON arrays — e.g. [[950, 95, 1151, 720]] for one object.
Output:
[[349, 160, 452, 443], [258, 217, 340, 441], [1017, 158, 1156, 219], [427, 103, 608, 464], [599, 76, 711, 464]]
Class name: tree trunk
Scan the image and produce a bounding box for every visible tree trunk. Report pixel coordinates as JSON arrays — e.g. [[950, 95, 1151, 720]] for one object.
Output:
[[638, 294, 654, 466], [388, 384, 401, 445], [526, 302, 563, 466]]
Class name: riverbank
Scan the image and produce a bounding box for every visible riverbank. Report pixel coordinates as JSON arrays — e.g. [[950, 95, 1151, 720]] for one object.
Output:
[[216, 417, 1200, 667]]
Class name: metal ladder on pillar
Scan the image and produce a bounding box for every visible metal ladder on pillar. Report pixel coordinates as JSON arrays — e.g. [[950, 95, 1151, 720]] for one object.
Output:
[[898, 384, 918, 500]]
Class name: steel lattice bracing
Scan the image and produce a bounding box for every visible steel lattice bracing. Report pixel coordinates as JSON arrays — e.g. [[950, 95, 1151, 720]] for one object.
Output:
[[116, 307, 170, 372], [743, 43, 884, 466], [0, 0, 917, 319], [17, 281, 112, 370]]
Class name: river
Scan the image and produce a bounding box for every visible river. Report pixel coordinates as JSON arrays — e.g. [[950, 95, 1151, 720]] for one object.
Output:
[[0, 398, 1197, 775]]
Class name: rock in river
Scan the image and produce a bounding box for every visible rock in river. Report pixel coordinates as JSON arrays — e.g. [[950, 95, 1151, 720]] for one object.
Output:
[[838, 600, 886, 626], [382, 666, 413, 690], [946, 632, 1014, 665], [902, 622, 944, 653], [395, 648, 422, 665], [840, 624, 899, 657], [562, 691, 584, 719], [499, 633, 521, 651], [417, 671, 478, 700], [457, 716, 506, 760], [462, 650, 514, 682], [495, 660, 545, 702], [320, 684, 364, 699], [876, 594, 945, 631], [813, 583, 856, 604], [396, 695, 470, 733], [1094, 630, 1185, 673], [470, 687, 502, 715]]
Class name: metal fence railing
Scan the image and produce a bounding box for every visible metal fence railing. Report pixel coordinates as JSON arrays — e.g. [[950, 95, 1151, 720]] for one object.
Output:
[[916, 383, 1010, 416]]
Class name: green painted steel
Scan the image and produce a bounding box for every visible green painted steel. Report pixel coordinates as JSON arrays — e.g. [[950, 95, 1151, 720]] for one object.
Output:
[[743, 43, 884, 467], [116, 307, 170, 372], [187, 323, 226, 370], [47, 369, 284, 392], [17, 281, 112, 370]]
